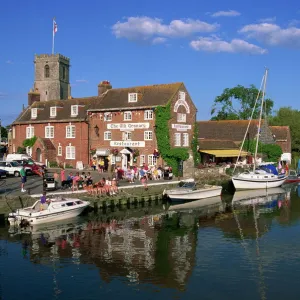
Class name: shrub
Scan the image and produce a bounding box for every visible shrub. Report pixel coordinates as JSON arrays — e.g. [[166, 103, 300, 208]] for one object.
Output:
[[49, 161, 58, 168]]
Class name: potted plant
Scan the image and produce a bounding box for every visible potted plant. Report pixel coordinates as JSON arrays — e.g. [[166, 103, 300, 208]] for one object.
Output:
[[111, 148, 119, 156], [90, 148, 96, 156]]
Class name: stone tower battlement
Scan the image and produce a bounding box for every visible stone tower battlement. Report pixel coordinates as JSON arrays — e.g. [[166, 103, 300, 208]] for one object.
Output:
[[33, 53, 71, 102]]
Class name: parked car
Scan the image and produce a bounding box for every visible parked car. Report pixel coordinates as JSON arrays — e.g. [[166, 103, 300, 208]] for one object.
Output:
[[0, 161, 31, 177], [0, 168, 8, 178], [6, 154, 46, 169]]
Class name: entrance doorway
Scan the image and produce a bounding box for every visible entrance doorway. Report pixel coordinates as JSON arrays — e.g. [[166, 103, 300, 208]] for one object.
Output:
[[120, 148, 132, 169], [36, 148, 42, 162]]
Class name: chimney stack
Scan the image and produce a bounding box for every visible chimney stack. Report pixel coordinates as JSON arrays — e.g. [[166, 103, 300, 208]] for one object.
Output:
[[98, 80, 112, 96], [28, 88, 40, 106]]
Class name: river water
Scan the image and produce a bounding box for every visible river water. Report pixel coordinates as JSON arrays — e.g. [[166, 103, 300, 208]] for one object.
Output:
[[1, 184, 300, 300]]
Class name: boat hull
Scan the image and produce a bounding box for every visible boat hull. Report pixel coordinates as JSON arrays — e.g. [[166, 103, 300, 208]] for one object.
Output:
[[8, 205, 88, 226], [165, 186, 222, 202], [232, 176, 286, 190]]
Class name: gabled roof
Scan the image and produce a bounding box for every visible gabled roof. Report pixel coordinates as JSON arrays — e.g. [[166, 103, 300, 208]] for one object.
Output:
[[197, 120, 263, 141], [12, 82, 183, 124], [198, 139, 239, 150], [88, 82, 183, 111], [269, 126, 290, 141]]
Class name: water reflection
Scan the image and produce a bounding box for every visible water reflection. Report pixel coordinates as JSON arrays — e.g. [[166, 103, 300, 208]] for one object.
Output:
[[2, 185, 300, 299]]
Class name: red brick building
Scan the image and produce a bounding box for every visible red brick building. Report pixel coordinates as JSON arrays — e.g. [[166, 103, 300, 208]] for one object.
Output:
[[88, 81, 197, 169]]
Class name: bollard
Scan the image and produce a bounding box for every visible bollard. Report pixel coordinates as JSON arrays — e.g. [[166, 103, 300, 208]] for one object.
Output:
[[0, 214, 5, 227], [126, 198, 130, 209]]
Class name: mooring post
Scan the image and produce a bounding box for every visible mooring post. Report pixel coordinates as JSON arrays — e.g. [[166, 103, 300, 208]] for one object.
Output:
[[0, 214, 5, 227], [94, 201, 98, 213]]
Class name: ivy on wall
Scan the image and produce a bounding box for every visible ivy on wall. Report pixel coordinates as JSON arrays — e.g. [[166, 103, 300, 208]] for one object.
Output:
[[22, 136, 37, 148], [155, 104, 189, 175], [191, 123, 200, 166]]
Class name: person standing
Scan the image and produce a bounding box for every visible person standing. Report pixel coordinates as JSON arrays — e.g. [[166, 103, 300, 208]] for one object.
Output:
[[20, 166, 27, 192]]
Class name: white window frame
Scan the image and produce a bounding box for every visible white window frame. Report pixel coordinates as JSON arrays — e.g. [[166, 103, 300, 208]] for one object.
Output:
[[144, 110, 153, 120], [148, 155, 157, 166], [12, 127, 15, 139], [144, 131, 153, 141], [45, 124, 54, 138], [57, 143, 62, 156], [50, 106, 57, 117], [178, 91, 186, 101], [128, 93, 138, 103], [174, 133, 181, 146], [66, 123, 76, 138], [140, 155, 145, 165], [183, 133, 189, 147], [122, 131, 132, 141], [124, 111, 132, 121], [104, 112, 112, 121], [71, 105, 78, 116], [66, 144, 75, 160], [31, 108, 37, 119], [177, 113, 186, 123], [104, 131, 112, 140], [26, 147, 32, 157], [26, 125, 34, 138]]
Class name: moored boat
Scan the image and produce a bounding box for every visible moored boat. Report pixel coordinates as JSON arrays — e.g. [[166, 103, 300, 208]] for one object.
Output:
[[285, 170, 300, 183], [163, 180, 222, 202], [8, 197, 90, 226]]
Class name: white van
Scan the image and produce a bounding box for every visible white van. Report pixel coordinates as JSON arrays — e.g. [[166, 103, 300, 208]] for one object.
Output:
[[6, 154, 46, 168]]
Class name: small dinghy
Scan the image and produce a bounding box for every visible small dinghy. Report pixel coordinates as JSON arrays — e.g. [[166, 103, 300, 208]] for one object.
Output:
[[8, 196, 90, 226], [163, 179, 222, 202]]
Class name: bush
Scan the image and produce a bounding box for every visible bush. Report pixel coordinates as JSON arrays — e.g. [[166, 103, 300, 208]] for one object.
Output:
[[17, 147, 26, 154], [49, 161, 58, 168], [65, 164, 73, 169], [262, 144, 282, 162]]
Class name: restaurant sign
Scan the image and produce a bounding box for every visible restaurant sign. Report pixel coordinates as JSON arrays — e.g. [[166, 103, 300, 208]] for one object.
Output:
[[110, 141, 145, 147], [107, 123, 150, 130], [172, 124, 192, 131]]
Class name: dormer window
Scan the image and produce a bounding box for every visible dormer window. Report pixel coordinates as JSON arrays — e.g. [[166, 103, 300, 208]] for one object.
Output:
[[71, 105, 78, 116], [178, 91, 186, 101], [128, 93, 137, 103], [31, 108, 37, 119], [50, 106, 57, 117]]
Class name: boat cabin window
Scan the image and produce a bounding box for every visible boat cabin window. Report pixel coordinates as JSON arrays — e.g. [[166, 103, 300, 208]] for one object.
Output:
[[76, 201, 83, 204], [66, 202, 75, 206], [178, 181, 195, 188]]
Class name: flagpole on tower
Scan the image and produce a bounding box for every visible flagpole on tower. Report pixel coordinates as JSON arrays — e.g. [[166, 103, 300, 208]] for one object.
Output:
[[52, 17, 57, 54]]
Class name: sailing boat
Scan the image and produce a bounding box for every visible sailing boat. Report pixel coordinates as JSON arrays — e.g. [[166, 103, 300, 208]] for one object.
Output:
[[232, 69, 287, 190]]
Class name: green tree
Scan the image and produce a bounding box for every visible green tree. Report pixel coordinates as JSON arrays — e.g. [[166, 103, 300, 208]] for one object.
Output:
[[211, 85, 274, 120], [269, 107, 300, 152]]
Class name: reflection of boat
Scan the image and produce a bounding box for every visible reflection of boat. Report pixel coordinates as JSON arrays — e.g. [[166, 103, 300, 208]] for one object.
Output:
[[8, 197, 90, 226], [232, 69, 287, 190], [168, 196, 222, 211], [232, 187, 286, 205], [163, 180, 222, 202], [285, 170, 300, 183]]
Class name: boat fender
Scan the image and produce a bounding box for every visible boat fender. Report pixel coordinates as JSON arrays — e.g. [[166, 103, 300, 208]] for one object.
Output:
[[162, 189, 166, 195]]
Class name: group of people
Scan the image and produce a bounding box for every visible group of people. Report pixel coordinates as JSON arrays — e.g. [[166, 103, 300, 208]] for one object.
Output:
[[85, 177, 119, 196], [59, 169, 93, 192], [91, 157, 109, 172]]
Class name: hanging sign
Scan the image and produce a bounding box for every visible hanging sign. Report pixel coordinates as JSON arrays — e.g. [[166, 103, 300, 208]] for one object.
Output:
[[107, 123, 150, 130], [172, 124, 192, 131], [110, 141, 145, 147]]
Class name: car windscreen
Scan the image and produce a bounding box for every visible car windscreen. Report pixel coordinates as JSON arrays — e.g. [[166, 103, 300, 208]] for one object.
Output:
[[10, 162, 21, 167]]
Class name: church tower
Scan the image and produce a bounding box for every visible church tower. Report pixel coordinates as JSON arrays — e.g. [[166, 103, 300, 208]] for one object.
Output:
[[33, 54, 71, 102]]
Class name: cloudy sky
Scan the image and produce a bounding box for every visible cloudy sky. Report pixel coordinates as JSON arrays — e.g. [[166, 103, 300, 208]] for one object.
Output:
[[1, 0, 300, 125]]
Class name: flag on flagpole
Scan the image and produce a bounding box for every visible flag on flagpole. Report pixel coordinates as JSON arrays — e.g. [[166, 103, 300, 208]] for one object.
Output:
[[53, 19, 58, 35]]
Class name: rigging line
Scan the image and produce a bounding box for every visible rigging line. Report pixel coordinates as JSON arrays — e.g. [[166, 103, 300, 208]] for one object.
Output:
[[233, 73, 265, 174], [254, 68, 268, 172]]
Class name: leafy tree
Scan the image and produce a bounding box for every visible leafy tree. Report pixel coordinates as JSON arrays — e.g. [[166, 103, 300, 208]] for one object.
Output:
[[269, 107, 300, 152], [262, 144, 282, 162], [211, 85, 274, 120]]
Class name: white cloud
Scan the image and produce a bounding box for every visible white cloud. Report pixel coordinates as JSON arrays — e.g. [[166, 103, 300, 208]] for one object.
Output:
[[152, 37, 167, 44], [239, 22, 300, 47], [190, 36, 267, 54], [75, 79, 88, 83], [211, 10, 241, 17], [258, 17, 276, 23], [5, 60, 13, 64], [112, 17, 218, 41]]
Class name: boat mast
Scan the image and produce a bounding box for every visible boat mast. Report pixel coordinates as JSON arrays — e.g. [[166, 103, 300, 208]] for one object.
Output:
[[253, 68, 268, 172]]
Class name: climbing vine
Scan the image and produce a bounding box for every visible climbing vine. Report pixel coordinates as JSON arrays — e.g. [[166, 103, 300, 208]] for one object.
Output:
[[22, 136, 37, 148], [191, 123, 200, 166], [155, 104, 189, 175]]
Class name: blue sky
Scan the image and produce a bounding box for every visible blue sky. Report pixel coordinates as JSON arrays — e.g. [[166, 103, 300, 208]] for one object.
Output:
[[1, 0, 300, 125]]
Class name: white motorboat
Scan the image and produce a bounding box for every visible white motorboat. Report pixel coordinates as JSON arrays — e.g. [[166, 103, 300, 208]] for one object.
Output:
[[8, 197, 90, 226], [163, 180, 222, 202], [231, 69, 287, 190]]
